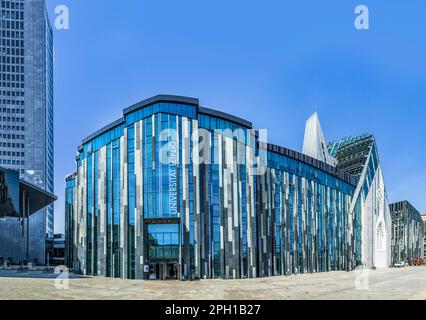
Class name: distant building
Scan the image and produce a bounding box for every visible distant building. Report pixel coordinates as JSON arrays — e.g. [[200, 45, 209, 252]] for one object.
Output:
[[389, 201, 424, 264], [46, 234, 65, 266], [65, 173, 76, 270], [421, 214, 426, 257], [0, 167, 56, 265]]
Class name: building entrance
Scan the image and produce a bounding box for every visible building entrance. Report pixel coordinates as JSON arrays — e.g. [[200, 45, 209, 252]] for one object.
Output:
[[146, 222, 180, 280], [149, 263, 179, 280]]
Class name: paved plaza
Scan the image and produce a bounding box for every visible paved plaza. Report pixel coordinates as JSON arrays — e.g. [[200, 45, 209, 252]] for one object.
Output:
[[0, 267, 425, 300]]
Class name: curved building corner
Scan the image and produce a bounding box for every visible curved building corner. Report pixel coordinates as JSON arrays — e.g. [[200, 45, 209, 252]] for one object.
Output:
[[66, 95, 363, 280]]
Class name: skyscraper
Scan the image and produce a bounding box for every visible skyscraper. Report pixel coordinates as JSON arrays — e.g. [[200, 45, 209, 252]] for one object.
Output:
[[0, 0, 53, 264]]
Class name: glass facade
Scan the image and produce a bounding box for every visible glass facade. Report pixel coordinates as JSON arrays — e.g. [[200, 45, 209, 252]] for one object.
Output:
[[148, 224, 179, 261], [65, 173, 76, 269], [258, 150, 358, 275], [67, 95, 360, 280], [0, 167, 56, 265]]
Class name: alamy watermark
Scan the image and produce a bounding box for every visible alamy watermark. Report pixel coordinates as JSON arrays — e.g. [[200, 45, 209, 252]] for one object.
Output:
[[54, 5, 70, 30], [355, 5, 369, 30], [54, 265, 69, 290], [158, 128, 268, 177], [52, 4, 370, 32], [354, 267, 370, 291]]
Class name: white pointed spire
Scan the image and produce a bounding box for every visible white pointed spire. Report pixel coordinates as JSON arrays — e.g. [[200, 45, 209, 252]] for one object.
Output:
[[302, 112, 335, 166]]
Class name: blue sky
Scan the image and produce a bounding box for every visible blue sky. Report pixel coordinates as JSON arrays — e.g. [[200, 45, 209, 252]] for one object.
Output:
[[48, 0, 426, 233]]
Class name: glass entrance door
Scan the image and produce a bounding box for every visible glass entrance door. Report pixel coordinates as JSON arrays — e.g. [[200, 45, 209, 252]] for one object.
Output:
[[147, 223, 180, 280], [167, 263, 178, 279], [149, 262, 179, 280]]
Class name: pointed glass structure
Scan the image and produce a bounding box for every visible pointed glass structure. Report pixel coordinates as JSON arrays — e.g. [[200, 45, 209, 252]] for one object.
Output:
[[302, 113, 334, 166], [328, 134, 392, 268]]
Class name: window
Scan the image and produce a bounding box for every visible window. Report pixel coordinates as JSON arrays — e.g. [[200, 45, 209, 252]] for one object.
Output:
[[376, 222, 385, 251]]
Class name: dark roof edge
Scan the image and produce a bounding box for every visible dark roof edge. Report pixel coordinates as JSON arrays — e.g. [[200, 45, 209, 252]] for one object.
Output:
[[328, 133, 374, 148], [65, 172, 77, 181], [81, 95, 254, 146], [266, 143, 355, 186], [123, 95, 199, 115], [82, 117, 125, 145], [389, 200, 423, 215], [82, 95, 199, 146], [198, 106, 253, 129], [20, 180, 57, 201]]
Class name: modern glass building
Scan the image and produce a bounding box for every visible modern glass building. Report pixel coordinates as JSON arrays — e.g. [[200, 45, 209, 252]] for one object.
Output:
[[0, 0, 54, 264], [66, 95, 363, 280], [328, 134, 392, 268], [390, 201, 424, 264], [0, 167, 56, 265]]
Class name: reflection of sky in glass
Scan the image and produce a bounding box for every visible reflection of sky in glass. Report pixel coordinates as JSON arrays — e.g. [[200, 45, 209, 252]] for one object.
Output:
[[148, 224, 179, 245]]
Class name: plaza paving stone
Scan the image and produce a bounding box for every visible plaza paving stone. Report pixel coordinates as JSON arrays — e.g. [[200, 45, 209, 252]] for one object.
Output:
[[0, 267, 425, 300]]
